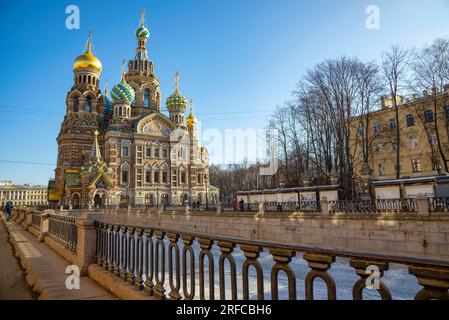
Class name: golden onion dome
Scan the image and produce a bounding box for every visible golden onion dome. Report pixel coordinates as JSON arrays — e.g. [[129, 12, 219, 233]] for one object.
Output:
[[73, 32, 102, 73], [186, 102, 196, 129]]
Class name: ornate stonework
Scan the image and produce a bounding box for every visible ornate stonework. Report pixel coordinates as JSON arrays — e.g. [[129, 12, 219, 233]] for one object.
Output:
[[52, 14, 219, 209]]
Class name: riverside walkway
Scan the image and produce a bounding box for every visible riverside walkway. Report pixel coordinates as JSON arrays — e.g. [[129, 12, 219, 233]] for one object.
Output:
[[0, 217, 117, 300]]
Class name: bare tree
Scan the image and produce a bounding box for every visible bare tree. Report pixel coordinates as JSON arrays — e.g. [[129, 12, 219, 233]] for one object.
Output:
[[381, 46, 412, 180]]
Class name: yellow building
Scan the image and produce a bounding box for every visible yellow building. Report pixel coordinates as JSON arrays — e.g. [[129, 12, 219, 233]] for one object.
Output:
[[351, 91, 449, 198], [0, 180, 48, 207]]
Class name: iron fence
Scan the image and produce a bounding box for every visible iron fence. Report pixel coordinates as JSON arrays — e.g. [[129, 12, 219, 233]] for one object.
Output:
[[48, 214, 77, 252]]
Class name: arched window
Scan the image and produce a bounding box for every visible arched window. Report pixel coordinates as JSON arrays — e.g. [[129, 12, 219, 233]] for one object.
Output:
[[85, 97, 91, 112], [83, 75, 87, 83], [88, 75, 91, 84], [144, 89, 150, 108], [119, 106, 122, 116], [175, 114, 179, 123], [73, 99, 79, 112]]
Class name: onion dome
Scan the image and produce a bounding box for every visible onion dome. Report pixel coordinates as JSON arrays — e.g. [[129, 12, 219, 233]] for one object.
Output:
[[73, 31, 102, 73], [135, 10, 150, 39], [186, 101, 196, 129], [111, 60, 135, 104], [166, 72, 188, 112]]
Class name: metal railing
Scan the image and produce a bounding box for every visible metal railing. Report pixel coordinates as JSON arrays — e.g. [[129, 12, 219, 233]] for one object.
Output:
[[30, 212, 41, 230], [264, 201, 321, 213], [94, 220, 449, 300], [329, 199, 417, 214], [428, 197, 449, 213], [48, 214, 77, 252]]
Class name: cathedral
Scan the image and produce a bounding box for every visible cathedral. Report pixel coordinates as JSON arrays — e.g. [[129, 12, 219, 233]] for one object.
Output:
[[52, 13, 219, 209]]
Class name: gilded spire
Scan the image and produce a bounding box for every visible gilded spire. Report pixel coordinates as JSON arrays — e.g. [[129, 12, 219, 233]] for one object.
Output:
[[89, 130, 103, 162], [175, 71, 180, 91], [73, 29, 102, 72], [140, 9, 145, 26], [86, 28, 92, 53], [186, 99, 197, 129], [121, 59, 126, 79]]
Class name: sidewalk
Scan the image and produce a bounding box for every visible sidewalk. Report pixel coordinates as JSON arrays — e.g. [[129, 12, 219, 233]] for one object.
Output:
[[1, 218, 118, 300], [0, 218, 34, 300]]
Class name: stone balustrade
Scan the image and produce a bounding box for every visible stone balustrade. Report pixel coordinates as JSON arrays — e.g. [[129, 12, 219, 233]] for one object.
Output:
[[9, 199, 449, 300]]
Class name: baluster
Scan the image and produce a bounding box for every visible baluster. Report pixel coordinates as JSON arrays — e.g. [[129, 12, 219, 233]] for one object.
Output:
[[218, 241, 237, 300], [154, 230, 166, 299], [168, 232, 181, 300], [95, 222, 102, 265], [182, 235, 195, 300], [241, 245, 264, 300], [409, 266, 449, 300], [134, 228, 144, 290], [113, 225, 120, 275], [110, 225, 116, 273], [199, 238, 215, 300], [144, 230, 154, 296], [270, 249, 296, 300], [103, 224, 109, 270], [350, 259, 392, 300], [120, 226, 128, 280], [303, 253, 336, 300], [127, 227, 136, 285], [107, 224, 114, 271]]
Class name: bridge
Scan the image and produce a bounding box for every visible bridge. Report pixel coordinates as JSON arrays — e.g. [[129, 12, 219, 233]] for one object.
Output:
[[2, 196, 449, 300]]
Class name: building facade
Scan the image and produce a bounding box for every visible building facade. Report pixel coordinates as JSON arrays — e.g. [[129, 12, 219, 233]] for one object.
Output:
[[0, 180, 48, 207], [351, 92, 449, 198], [52, 13, 218, 209]]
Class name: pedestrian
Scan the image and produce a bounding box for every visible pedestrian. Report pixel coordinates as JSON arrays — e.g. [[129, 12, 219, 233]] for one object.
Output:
[[239, 199, 245, 212], [4, 201, 13, 222], [232, 198, 237, 212]]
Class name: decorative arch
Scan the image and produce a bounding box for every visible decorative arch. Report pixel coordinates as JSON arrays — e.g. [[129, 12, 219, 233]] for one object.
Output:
[[136, 113, 177, 134]]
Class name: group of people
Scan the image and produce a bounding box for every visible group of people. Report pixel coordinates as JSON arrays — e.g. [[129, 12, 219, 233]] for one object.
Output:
[[231, 198, 245, 212], [2, 201, 14, 222]]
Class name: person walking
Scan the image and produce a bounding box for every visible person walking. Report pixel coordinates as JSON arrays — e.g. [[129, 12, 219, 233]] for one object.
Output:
[[232, 198, 237, 212], [239, 199, 245, 212], [4, 201, 13, 222]]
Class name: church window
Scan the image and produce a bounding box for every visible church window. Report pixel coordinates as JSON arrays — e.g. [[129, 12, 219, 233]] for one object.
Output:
[[406, 114, 415, 127], [154, 171, 160, 183], [145, 147, 151, 158], [162, 149, 168, 158], [144, 89, 150, 108], [85, 97, 91, 112], [154, 148, 159, 158], [122, 170, 129, 184], [162, 171, 168, 183], [83, 75, 87, 83], [175, 115, 179, 123], [411, 159, 422, 173], [73, 100, 79, 112], [122, 146, 129, 157], [88, 75, 91, 84], [145, 170, 151, 183], [180, 170, 186, 184]]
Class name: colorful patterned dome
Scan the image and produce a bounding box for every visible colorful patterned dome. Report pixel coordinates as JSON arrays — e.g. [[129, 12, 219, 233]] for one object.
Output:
[[73, 32, 102, 73], [135, 10, 150, 39], [135, 25, 149, 39], [166, 72, 188, 112], [111, 78, 135, 105]]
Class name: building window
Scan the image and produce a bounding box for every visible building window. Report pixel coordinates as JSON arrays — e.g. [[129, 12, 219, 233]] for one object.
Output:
[[122, 146, 129, 157], [406, 114, 415, 126], [122, 170, 129, 184], [154, 171, 160, 183], [375, 143, 383, 155], [85, 98, 91, 113], [162, 149, 168, 158], [411, 159, 422, 173], [424, 110, 434, 123], [144, 89, 150, 108], [373, 122, 381, 134], [389, 118, 397, 129], [181, 171, 186, 184], [154, 148, 159, 158], [145, 170, 151, 183], [162, 171, 168, 183], [409, 135, 418, 149], [145, 147, 151, 158]]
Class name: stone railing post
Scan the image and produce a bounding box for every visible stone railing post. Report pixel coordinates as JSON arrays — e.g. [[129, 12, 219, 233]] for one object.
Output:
[[320, 197, 330, 216], [38, 213, 50, 242], [23, 209, 32, 229], [409, 266, 449, 300], [258, 201, 265, 215], [416, 195, 430, 216], [75, 212, 97, 276], [217, 202, 222, 214]]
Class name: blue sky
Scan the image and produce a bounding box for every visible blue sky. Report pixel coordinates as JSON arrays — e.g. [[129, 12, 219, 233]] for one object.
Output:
[[0, 0, 448, 184]]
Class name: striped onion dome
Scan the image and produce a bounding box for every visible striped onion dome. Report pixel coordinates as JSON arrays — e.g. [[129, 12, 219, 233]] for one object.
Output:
[[135, 25, 149, 39], [111, 78, 135, 105], [166, 72, 188, 112]]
